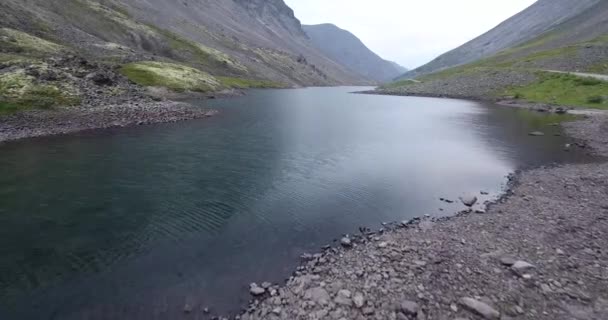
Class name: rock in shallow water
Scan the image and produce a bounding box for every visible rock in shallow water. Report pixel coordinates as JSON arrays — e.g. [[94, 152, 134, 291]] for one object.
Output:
[[249, 283, 266, 296], [340, 236, 352, 247], [529, 131, 545, 136], [460, 196, 478, 207]]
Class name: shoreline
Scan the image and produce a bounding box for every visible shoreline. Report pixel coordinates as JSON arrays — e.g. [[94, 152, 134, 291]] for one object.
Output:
[[0, 100, 219, 144], [226, 102, 608, 319]]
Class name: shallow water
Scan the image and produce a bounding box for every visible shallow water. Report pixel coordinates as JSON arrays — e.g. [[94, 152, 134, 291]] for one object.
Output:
[[0, 87, 589, 319]]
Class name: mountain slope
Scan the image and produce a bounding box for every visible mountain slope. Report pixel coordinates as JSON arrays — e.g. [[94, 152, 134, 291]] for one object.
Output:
[[400, 0, 601, 79], [303, 24, 407, 82], [0, 0, 366, 87], [378, 0, 608, 109]]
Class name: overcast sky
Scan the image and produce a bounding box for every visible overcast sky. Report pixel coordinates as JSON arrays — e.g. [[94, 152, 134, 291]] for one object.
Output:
[[284, 0, 537, 69]]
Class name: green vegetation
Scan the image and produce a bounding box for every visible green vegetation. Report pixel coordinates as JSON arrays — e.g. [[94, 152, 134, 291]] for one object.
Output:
[[505, 73, 608, 109], [0, 28, 64, 56], [378, 79, 418, 90], [217, 77, 285, 89], [587, 95, 604, 104], [0, 70, 80, 113], [120, 61, 220, 92]]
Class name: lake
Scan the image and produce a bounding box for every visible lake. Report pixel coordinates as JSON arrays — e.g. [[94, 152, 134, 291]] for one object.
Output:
[[0, 87, 588, 319]]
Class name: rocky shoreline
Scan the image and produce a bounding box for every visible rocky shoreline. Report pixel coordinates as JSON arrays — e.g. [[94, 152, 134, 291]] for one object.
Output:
[[0, 54, 226, 144], [222, 109, 608, 320], [0, 100, 218, 143]]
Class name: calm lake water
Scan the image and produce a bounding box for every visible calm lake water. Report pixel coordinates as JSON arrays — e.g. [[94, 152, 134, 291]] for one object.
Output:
[[0, 87, 588, 319]]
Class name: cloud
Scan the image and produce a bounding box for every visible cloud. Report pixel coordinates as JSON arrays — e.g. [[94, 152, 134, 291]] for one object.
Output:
[[284, 0, 537, 68]]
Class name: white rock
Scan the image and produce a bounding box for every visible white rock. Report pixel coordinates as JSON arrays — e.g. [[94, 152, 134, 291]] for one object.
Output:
[[340, 237, 352, 247], [353, 293, 365, 308], [459, 297, 500, 319], [335, 289, 353, 306], [512, 260, 535, 271], [249, 283, 266, 296]]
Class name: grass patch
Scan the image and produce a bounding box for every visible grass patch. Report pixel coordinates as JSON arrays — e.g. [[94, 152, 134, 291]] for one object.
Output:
[[0, 101, 21, 114], [217, 77, 285, 89], [504, 72, 608, 109], [120, 61, 220, 92], [0, 28, 64, 56], [0, 70, 81, 112]]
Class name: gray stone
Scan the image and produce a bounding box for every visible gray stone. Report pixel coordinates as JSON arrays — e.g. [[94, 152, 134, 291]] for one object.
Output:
[[399, 300, 419, 315], [353, 293, 365, 308], [340, 237, 352, 247], [304, 287, 330, 305], [460, 196, 478, 207], [249, 283, 266, 296], [335, 289, 353, 306], [499, 256, 516, 266], [459, 297, 500, 319]]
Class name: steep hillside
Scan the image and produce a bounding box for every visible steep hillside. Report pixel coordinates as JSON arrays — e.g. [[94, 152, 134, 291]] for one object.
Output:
[[399, 0, 600, 79], [303, 24, 407, 82], [378, 0, 608, 109], [0, 0, 365, 88]]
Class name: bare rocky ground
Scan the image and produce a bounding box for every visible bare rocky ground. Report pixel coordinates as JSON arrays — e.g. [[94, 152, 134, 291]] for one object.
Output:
[[371, 69, 538, 101], [222, 112, 608, 320]]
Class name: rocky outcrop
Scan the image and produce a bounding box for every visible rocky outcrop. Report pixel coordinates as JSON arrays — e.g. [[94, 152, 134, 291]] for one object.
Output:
[[304, 24, 407, 82], [0, 0, 366, 86]]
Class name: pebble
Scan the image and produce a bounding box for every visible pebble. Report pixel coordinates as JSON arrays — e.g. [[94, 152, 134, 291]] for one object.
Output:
[[459, 297, 500, 319], [512, 260, 535, 271], [499, 256, 516, 266]]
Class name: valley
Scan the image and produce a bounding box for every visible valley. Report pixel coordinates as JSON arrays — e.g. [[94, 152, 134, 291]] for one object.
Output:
[[1, 1, 607, 320]]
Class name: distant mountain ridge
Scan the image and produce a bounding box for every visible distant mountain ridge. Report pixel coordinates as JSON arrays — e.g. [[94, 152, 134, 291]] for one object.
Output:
[[400, 0, 601, 79], [303, 24, 407, 82]]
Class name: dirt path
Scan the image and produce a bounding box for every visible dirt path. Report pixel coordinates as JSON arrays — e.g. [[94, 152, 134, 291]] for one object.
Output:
[[544, 70, 608, 82]]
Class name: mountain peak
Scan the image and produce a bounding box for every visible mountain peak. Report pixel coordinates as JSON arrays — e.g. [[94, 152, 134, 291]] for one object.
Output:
[[303, 24, 406, 82]]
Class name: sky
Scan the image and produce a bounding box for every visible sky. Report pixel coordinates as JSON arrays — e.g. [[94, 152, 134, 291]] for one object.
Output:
[[284, 0, 537, 69]]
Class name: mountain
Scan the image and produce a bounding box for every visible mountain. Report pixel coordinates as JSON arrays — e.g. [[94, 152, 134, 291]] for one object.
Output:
[[303, 24, 407, 82], [0, 0, 366, 87], [379, 0, 608, 108], [400, 0, 601, 79]]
